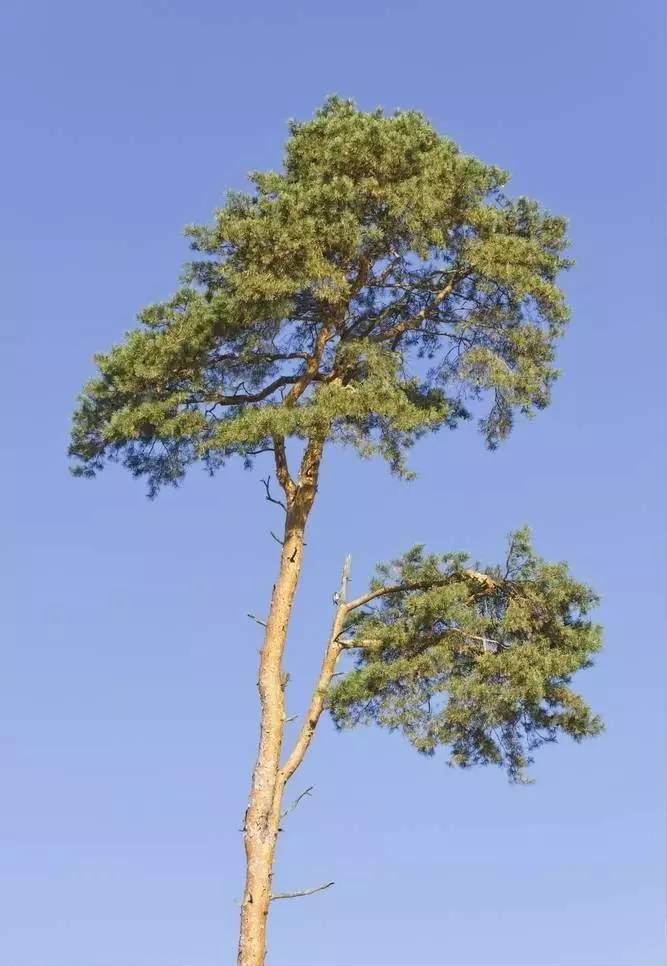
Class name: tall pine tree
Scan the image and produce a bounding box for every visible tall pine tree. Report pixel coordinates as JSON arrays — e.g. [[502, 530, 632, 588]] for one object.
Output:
[[70, 97, 602, 966]]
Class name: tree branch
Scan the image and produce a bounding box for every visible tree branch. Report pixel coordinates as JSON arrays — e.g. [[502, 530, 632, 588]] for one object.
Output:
[[270, 881, 334, 901], [247, 613, 267, 628], [209, 350, 310, 367], [279, 555, 352, 786], [280, 785, 314, 819], [272, 435, 295, 501], [338, 626, 508, 652], [260, 476, 287, 513], [344, 569, 499, 613], [212, 374, 301, 406], [243, 446, 275, 458], [370, 272, 466, 345], [283, 323, 335, 406]]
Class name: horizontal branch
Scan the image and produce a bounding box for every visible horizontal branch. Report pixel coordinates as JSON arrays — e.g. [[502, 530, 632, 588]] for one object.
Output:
[[271, 881, 334, 901], [212, 374, 300, 406], [209, 350, 310, 367], [192, 368, 332, 410], [338, 626, 508, 652], [242, 446, 275, 458]]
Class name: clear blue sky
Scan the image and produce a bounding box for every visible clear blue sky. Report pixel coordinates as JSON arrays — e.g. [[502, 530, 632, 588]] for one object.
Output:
[[1, 1, 665, 964]]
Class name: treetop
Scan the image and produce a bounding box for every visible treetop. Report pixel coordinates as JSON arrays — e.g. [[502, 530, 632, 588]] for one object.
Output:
[[70, 96, 572, 494]]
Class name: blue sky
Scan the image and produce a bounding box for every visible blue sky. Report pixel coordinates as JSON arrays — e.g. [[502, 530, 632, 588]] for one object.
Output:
[[1, 1, 665, 964]]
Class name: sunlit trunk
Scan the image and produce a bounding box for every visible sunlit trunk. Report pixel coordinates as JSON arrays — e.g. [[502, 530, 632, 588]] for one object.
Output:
[[237, 445, 321, 966]]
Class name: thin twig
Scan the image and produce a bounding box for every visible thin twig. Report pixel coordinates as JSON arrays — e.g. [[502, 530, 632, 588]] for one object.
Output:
[[271, 881, 334, 901], [245, 447, 275, 457], [280, 785, 314, 819], [260, 476, 287, 513], [247, 613, 267, 628]]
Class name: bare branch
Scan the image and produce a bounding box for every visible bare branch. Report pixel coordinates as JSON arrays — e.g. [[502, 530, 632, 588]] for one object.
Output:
[[280, 555, 352, 786], [247, 613, 267, 628], [260, 476, 287, 513], [209, 350, 310, 367], [244, 447, 275, 457], [212, 374, 301, 406], [283, 323, 335, 406], [371, 274, 465, 344], [271, 881, 334, 901], [280, 785, 314, 819]]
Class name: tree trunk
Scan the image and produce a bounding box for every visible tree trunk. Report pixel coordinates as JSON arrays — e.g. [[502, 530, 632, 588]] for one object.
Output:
[[237, 444, 321, 966]]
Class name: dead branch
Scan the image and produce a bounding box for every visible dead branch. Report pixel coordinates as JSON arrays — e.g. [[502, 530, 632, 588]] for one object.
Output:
[[280, 785, 314, 819], [247, 613, 267, 628], [279, 555, 352, 786], [270, 881, 334, 901], [260, 475, 287, 513]]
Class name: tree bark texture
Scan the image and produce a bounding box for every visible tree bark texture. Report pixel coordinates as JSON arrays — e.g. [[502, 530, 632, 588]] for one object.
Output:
[[237, 441, 323, 966]]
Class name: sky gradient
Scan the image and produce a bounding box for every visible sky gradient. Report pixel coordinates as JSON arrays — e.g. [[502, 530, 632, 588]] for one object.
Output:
[[1, 1, 665, 964]]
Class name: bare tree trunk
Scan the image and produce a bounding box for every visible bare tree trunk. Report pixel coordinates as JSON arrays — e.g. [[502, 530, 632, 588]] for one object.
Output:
[[237, 440, 322, 966]]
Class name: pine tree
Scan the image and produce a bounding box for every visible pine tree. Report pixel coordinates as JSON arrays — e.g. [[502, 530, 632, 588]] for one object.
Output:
[[69, 97, 602, 966]]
